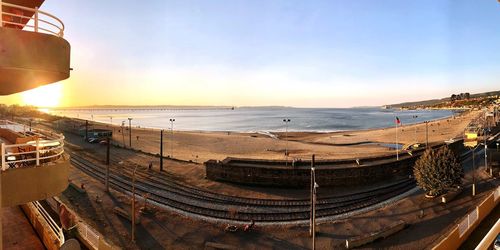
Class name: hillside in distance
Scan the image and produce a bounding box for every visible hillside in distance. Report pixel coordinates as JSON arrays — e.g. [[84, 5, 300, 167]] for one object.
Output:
[[389, 90, 500, 108]]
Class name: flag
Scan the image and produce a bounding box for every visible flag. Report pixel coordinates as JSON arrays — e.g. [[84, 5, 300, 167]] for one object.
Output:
[[395, 117, 401, 124]]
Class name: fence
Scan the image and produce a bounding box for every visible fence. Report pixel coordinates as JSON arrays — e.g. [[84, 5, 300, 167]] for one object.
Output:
[[432, 186, 500, 250], [0, 120, 65, 170], [0, 0, 64, 37]]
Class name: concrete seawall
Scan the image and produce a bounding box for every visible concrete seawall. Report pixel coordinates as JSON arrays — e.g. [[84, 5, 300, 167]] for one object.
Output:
[[205, 140, 466, 187]]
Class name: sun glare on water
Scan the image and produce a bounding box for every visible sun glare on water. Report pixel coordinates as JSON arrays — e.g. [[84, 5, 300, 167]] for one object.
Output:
[[21, 83, 63, 107]]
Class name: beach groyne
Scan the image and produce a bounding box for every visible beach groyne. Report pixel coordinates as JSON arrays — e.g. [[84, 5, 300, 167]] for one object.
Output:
[[205, 140, 466, 187]]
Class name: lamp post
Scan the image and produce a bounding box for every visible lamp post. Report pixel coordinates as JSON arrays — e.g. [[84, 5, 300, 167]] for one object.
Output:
[[425, 121, 429, 148], [496, 142, 499, 152], [160, 130, 164, 171], [413, 115, 418, 143], [283, 118, 291, 166], [472, 146, 476, 196], [128, 118, 133, 148], [121, 121, 125, 147], [169, 118, 175, 158]]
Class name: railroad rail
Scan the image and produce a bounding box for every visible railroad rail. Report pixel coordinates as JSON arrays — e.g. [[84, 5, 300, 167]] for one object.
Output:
[[70, 153, 415, 222]]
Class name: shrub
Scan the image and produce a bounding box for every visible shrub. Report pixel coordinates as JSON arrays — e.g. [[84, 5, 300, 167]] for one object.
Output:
[[413, 146, 463, 196]]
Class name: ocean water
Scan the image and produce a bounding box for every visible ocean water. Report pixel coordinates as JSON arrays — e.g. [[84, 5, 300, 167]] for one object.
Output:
[[48, 107, 457, 133]]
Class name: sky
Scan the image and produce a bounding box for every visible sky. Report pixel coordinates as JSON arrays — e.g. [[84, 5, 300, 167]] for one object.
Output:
[[3, 0, 500, 108]]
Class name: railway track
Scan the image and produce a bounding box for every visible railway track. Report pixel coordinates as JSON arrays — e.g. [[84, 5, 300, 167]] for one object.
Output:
[[69, 153, 416, 222]]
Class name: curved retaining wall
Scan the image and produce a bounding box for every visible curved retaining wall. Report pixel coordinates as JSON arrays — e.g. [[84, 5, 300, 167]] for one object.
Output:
[[205, 140, 466, 187]]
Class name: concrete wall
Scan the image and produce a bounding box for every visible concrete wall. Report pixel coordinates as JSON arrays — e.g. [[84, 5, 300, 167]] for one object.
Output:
[[20, 203, 62, 250], [432, 186, 500, 250], [0, 28, 70, 94], [2, 157, 69, 207], [206, 141, 466, 187]]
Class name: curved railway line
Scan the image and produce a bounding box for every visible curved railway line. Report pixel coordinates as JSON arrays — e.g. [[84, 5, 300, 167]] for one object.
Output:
[[69, 152, 416, 222]]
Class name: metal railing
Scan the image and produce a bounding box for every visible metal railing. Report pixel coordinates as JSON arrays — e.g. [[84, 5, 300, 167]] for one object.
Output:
[[0, 0, 64, 37], [32, 201, 65, 246], [77, 222, 100, 249], [0, 120, 65, 171]]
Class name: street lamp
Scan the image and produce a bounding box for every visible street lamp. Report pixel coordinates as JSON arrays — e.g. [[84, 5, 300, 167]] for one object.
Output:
[[128, 118, 133, 148], [283, 118, 291, 166], [169, 118, 175, 158], [121, 121, 125, 146], [412, 115, 418, 143], [424, 121, 429, 148], [472, 145, 477, 196], [496, 142, 499, 152], [109, 116, 113, 132]]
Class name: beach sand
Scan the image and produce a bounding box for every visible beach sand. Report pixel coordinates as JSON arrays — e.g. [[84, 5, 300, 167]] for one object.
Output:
[[85, 109, 480, 163]]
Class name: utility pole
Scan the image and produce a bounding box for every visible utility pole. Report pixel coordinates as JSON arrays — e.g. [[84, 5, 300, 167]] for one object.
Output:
[[131, 165, 138, 242], [128, 118, 133, 148], [160, 129, 164, 171], [310, 154, 314, 237], [106, 137, 110, 192], [310, 154, 318, 250]]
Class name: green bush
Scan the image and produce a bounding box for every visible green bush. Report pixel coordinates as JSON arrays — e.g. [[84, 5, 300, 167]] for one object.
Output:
[[413, 146, 463, 196]]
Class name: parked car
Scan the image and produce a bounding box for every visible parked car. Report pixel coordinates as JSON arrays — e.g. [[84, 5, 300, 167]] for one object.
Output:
[[87, 137, 99, 143]]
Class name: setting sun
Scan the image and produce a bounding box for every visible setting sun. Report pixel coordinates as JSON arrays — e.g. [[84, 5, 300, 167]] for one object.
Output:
[[21, 83, 63, 107]]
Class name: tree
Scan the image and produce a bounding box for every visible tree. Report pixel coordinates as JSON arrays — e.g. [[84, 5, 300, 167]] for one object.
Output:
[[413, 146, 463, 196], [450, 94, 457, 102]]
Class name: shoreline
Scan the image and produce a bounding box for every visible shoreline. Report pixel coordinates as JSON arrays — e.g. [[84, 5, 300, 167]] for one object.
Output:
[[50, 108, 463, 135], [53, 109, 480, 162]]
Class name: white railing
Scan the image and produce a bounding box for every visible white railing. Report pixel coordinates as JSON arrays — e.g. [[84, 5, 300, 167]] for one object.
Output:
[[77, 222, 100, 249], [32, 201, 65, 246], [0, 0, 64, 37], [0, 120, 65, 170]]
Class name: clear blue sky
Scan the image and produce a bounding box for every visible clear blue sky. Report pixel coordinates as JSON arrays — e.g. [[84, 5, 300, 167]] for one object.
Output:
[[7, 0, 500, 107]]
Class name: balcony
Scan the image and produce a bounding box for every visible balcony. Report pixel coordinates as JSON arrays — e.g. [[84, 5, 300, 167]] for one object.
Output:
[[0, 120, 69, 207], [0, 0, 70, 95]]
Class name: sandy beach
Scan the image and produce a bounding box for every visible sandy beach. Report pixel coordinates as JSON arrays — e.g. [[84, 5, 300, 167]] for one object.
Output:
[[81, 109, 481, 163]]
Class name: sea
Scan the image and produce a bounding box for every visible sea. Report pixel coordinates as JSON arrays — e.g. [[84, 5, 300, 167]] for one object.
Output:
[[47, 107, 457, 133]]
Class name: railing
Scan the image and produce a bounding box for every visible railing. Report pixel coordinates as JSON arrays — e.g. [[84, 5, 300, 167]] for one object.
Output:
[[0, 0, 64, 37], [32, 201, 65, 247], [77, 222, 100, 249], [0, 120, 65, 171]]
